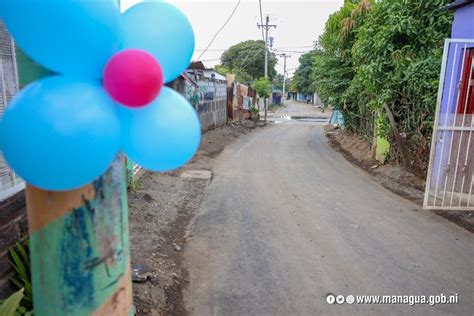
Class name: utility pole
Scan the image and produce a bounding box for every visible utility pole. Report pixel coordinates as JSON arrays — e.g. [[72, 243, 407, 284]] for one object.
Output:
[[278, 53, 290, 105], [258, 15, 276, 123], [27, 155, 132, 315], [258, 15, 276, 79]]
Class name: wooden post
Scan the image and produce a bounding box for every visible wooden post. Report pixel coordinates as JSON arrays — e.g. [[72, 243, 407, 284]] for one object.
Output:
[[264, 97, 268, 124], [383, 102, 408, 167], [25, 155, 133, 316]]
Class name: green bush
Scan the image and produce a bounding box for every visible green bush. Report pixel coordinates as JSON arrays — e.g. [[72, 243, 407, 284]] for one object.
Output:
[[0, 289, 24, 316], [9, 242, 33, 311], [312, 0, 452, 172]]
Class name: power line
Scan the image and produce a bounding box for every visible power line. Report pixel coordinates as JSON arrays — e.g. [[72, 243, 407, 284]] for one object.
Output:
[[258, 0, 265, 41], [197, 0, 241, 61], [199, 58, 222, 63], [195, 49, 227, 52], [239, 48, 263, 70], [194, 46, 314, 53], [273, 49, 313, 54], [274, 46, 314, 49]]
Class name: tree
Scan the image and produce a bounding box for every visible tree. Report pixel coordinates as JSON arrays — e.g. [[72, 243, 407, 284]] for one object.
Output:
[[217, 40, 277, 84], [272, 74, 284, 91], [272, 74, 290, 91], [312, 0, 360, 111], [312, 0, 372, 135], [252, 77, 271, 99], [252, 77, 271, 123], [292, 51, 315, 94], [351, 0, 452, 169], [311, 0, 452, 173]]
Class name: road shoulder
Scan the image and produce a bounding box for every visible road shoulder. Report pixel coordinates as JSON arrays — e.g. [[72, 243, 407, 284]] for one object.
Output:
[[325, 129, 474, 233], [128, 120, 265, 315]]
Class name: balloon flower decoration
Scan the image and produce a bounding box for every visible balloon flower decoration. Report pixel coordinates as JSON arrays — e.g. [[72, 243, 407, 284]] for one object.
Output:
[[0, 0, 201, 191]]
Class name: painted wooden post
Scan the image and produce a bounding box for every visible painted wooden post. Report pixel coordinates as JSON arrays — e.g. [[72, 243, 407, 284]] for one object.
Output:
[[25, 155, 132, 316]]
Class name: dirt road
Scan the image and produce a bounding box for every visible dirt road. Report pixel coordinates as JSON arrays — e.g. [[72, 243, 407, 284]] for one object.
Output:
[[183, 101, 474, 315], [128, 121, 263, 315]]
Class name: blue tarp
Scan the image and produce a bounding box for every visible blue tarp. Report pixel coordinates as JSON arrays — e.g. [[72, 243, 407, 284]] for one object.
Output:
[[330, 110, 345, 129], [273, 95, 282, 105]]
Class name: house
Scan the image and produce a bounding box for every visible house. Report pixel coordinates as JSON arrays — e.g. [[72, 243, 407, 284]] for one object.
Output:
[[287, 90, 320, 105], [424, 0, 474, 210], [169, 62, 228, 132]]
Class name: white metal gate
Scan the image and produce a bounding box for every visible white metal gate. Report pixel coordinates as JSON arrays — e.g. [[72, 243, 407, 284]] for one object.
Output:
[[424, 39, 474, 211]]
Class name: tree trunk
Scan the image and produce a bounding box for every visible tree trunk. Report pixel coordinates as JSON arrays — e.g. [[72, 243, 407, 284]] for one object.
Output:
[[26, 155, 133, 316], [371, 111, 377, 159], [264, 98, 268, 124], [383, 102, 408, 167]]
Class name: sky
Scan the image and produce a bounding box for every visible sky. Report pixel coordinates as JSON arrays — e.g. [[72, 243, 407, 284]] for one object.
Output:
[[121, 0, 343, 77]]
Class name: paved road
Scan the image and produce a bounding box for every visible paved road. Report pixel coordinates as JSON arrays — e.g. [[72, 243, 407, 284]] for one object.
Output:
[[183, 101, 473, 315]]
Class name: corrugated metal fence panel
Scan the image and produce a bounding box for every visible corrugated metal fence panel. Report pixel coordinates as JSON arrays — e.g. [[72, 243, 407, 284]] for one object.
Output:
[[0, 21, 17, 101], [0, 19, 23, 200]]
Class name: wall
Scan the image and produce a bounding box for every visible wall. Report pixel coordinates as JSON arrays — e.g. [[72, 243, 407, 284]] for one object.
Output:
[[0, 20, 27, 298], [314, 93, 324, 107], [451, 4, 474, 39], [0, 191, 27, 298], [0, 20, 22, 198], [227, 81, 256, 121], [195, 79, 228, 132], [172, 71, 228, 132], [296, 92, 314, 103], [0, 20, 56, 298], [198, 100, 227, 132]]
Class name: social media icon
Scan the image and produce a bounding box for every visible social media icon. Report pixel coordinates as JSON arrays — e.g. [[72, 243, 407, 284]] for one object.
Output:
[[346, 295, 355, 304], [336, 295, 345, 304], [326, 294, 336, 304]]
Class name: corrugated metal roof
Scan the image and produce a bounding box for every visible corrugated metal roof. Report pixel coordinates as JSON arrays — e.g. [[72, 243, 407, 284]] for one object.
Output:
[[202, 70, 226, 81], [188, 61, 206, 70], [181, 72, 199, 88]]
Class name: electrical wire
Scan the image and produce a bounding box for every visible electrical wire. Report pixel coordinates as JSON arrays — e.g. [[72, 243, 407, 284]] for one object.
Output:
[[258, 0, 265, 41], [274, 46, 314, 49], [195, 49, 227, 52], [239, 48, 264, 70], [273, 49, 313, 54], [197, 0, 241, 61], [199, 58, 222, 62]]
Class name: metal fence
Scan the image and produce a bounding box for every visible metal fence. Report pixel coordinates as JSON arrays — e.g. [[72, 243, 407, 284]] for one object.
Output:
[[0, 19, 24, 201], [424, 39, 474, 211]]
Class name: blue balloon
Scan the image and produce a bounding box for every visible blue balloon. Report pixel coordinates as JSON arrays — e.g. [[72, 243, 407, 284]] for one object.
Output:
[[119, 87, 201, 172], [0, 0, 121, 79], [122, 1, 195, 83], [0, 76, 120, 191]]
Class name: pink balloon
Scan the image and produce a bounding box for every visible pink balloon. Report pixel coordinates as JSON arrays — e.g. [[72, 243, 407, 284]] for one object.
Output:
[[103, 49, 164, 108]]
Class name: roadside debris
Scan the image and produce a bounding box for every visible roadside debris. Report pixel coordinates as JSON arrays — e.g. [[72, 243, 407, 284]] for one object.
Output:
[[132, 264, 154, 283]]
